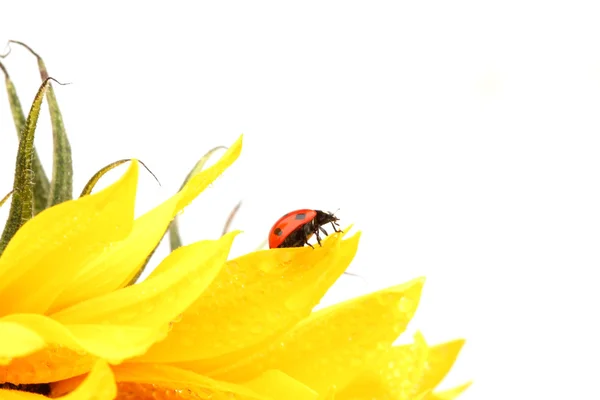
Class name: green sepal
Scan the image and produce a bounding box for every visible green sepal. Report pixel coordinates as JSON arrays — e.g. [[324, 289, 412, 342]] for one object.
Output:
[[0, 60, 50, 215], [10, 41, 73, 207], [0, 78, 56, 254], [80, 159, 159, 197]]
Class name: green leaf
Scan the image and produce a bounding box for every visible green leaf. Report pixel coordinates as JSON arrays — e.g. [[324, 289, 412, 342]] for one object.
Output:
[[0, 60, 50, 215], [0, 78, 57, 255], [10, 41, 73, 207], [169, 145, 228, 251]]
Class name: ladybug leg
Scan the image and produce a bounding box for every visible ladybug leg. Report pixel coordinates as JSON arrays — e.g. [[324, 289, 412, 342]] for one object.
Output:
[[314, 228, 323, 246], [319, 226, 329, 237], [331, 221, 341, 232]]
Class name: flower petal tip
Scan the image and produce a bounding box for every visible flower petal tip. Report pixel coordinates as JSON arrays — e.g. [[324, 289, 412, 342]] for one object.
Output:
[[340, 224, 354, 234], [434, 381, 473, 399], [231, 135, 244, 152], [340, 225, 361, 240], [414, 276, 427, 286], [225, 229, 243, 238]]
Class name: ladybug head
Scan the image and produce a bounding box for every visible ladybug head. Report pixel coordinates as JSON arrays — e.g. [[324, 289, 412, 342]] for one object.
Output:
[[314, 210, 340, 228]]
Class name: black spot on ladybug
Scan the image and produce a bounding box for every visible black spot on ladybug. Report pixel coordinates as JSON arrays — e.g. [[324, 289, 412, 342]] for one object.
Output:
[[274, 227, 283, 236], [295, 213, 306, 220]]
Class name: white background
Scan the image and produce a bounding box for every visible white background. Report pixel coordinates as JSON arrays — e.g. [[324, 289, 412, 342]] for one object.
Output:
[[2, 2, 599, 399]]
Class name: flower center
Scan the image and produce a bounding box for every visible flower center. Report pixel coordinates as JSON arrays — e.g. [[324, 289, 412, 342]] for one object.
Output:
[[0, 382, 51, 395]]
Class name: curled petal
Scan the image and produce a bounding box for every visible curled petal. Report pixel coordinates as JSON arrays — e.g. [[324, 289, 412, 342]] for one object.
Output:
[[0, 162, 138, 315], [136, 232, 360, 366], [0, 314, 166, 384]]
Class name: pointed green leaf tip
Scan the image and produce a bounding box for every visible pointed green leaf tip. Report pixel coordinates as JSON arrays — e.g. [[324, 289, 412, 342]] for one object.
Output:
[[10, 41, 73, 207], [0, 78, 58, 255], [0, 59, 50, 215]]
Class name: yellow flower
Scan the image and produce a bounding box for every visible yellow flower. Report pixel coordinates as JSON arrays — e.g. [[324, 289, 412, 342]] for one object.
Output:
[[0, 43, 469, 399]]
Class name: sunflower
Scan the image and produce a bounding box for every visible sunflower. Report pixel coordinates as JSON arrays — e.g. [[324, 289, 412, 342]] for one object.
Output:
[[0, 43, 470, 399]]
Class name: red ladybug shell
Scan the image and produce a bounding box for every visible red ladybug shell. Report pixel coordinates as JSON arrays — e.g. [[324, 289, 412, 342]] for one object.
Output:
[[268, 209, 318, 249]]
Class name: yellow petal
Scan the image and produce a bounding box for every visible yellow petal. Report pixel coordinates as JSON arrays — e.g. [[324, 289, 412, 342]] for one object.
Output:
[[0, 162, 138, 315], [48, 185, 176, 313], [210, 277, 424, 396], [50, 136, 242, 312], [80, 363, 264, 400], [415, 390, 433, 400], [1, 360, 115, 399], [337, 332, 465, 400], [0, 314, 166, 383], [243, 370, 318, 400], [398, 332, 431, 398], [137, 232, 360, 367], [0, 321, 45, 364], [318, 387, 336, 400], [425, 382, 472, 400], [418, 338, 465, 392], [50, 232, 237, 330], [173, 136, 242, 212], [59, 360, 116, 399], [244, 370, 319, 400], [337, 334, 424, 400]]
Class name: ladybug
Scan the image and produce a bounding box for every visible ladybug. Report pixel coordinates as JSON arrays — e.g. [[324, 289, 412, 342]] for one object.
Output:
[[269, 209, 341, 249]]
